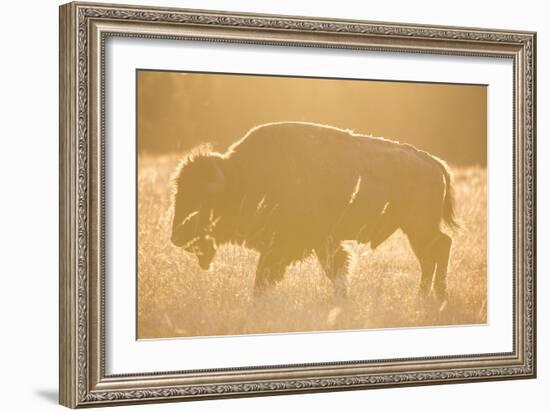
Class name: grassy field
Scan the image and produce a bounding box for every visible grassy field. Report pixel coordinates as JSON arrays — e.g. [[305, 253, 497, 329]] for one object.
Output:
[[137, 155, 487, 339]]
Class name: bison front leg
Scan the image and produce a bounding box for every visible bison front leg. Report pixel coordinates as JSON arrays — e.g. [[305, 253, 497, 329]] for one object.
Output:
[[253, 252, 290, 298], [316, 240, 349, 302]]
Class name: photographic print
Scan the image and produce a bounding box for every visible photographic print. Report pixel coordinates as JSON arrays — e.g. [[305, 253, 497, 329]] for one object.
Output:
[[137, 70, 487, 339], [60, 4, 536, 406]]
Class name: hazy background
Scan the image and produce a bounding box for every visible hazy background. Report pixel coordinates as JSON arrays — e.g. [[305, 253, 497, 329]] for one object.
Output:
[[137, 71, 487, 165]]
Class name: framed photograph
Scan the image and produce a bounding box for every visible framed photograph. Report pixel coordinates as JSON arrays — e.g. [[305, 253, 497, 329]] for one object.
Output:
[[59, 1, 537, 408]]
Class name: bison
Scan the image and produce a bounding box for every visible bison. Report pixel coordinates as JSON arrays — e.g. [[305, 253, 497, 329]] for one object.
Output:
[[171, 122, 458, 305]]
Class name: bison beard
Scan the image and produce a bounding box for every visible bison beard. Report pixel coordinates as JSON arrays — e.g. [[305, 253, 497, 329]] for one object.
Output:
[[171, 122, 458, 308]]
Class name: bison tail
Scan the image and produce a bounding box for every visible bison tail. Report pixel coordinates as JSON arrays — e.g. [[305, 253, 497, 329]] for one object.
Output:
[[439, 161, 460, 231]]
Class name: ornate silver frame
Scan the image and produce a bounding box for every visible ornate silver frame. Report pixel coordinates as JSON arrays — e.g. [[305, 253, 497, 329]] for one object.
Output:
[[59, 1, 536, 408]]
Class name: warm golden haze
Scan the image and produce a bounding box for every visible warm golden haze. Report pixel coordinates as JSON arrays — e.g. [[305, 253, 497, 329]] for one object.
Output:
[[137, 71, 487, 339], [138, 155, 486, 339], [137, 71, 487, 165]]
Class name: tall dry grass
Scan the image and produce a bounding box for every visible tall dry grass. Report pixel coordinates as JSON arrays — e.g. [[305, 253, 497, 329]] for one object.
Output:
[[137, 155, 487, 339]]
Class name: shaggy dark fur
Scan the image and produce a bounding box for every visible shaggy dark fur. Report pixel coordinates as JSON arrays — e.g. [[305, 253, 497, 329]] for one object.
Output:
[[171, 122, 457, 303]]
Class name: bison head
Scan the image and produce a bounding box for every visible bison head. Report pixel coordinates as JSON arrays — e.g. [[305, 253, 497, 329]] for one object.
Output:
[[171, 154, 225, 270]]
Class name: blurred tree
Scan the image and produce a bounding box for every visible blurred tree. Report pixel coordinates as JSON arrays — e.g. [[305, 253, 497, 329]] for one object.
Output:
[[137, 71, 486, 166]]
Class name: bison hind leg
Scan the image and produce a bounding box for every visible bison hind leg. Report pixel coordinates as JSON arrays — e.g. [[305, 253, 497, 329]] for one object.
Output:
[[432, 232, 452, 304], [406, 227, 452, 309]]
